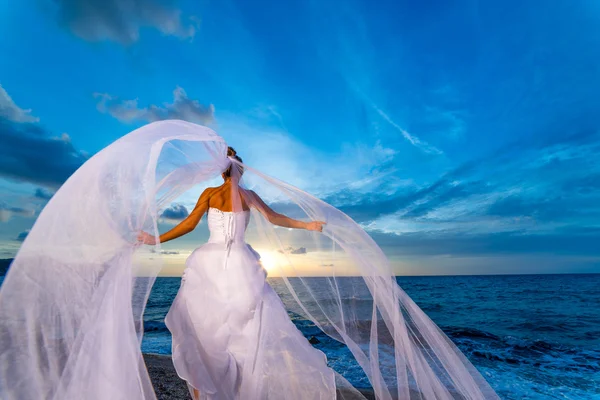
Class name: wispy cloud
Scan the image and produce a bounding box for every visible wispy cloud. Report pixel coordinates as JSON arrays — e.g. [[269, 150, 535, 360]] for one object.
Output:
[[324, 127, 600, 262], [52, 0, 199, 45], [370, 227, 600, 258], [0, 84, 39, 123], [371, 103, 444, 155], [95, 87, 214, 124], [0, 204, 34, 223]]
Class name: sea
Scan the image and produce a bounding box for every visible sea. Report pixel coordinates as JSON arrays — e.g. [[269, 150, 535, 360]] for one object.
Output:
[[0, 273, 598, 399], [142, 274, 600, 399]]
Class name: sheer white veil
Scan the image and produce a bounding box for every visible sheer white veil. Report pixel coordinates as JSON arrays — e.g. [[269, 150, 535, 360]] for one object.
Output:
[[0, 120, 498, 399]]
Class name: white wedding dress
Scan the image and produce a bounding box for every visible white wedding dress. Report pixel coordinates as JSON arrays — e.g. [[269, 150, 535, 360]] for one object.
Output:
[[165, 208, 336, 400]]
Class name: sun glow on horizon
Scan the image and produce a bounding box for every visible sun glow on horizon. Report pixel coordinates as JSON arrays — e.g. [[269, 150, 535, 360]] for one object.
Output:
[[257, 250, 280, 276], [135, 245, 464, 278]]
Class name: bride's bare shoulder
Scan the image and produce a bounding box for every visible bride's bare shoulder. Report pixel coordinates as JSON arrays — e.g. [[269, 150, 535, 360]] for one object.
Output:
[[197, 186, 218, 201], [201, 185, 224, 195]]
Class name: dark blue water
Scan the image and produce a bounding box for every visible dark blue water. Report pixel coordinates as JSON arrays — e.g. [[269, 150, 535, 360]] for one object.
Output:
[[142, 274, 600, 399], [1, 272, 596, 398]]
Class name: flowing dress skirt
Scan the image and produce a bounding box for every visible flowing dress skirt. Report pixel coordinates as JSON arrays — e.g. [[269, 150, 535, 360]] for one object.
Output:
[[165, 242, 336, 400]]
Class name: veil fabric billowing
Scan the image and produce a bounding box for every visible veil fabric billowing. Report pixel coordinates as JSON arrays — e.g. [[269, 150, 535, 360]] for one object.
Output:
[[0, 120, 498, 399]]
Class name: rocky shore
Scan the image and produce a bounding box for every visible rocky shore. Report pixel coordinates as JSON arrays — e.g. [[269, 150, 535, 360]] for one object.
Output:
[[144, 353, 377, 399]]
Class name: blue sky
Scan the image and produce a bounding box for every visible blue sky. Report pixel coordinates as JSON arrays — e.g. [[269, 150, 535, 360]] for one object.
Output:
[[1, 0, 600, 275]]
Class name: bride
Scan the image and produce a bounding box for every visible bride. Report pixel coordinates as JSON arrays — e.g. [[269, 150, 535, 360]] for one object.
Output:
[[138, 147, 333, 400], [0, 120, 498, 400]]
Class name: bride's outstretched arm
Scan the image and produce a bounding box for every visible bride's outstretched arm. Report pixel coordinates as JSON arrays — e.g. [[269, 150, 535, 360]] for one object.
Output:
[[138, 188, 213, 245], [245, 190, 325, 232]]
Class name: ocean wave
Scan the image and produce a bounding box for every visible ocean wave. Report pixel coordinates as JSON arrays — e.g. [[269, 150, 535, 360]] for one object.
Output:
[[444, 326, 500, 341], [445, 326, 600, 374], [144, 320, 169, 333]]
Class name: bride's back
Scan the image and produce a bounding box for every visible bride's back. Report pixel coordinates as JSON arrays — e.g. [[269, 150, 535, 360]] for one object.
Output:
[[206, 146, 251, 213], [206, 182, 251, 213]]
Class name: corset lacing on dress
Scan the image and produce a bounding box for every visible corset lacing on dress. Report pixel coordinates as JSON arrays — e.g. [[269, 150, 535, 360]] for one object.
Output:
[[223, 210, 235, 269], [208, 207, 250, 270]]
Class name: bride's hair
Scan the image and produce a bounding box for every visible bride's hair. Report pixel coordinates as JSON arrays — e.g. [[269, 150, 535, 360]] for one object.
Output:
[[224, 146, 243, 178]]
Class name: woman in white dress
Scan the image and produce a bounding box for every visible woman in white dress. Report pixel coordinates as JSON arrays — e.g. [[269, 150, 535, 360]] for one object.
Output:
[[0, 120, 499, 400], [138, 147, 334, 399]]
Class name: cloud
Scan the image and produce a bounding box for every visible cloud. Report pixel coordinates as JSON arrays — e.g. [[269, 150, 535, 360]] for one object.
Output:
[[370, 227, 600, 258], [149, 248, 180, 255], [34, 188, 54, 200], [326, 127, 600, 240], [53, 0, 199, 45], [562, 174, 600, 195], [372, 105, 444, 156], [0, 204, 34, 222], [486, 196, 543, 219], [0, 85, 89, 188], [484, 191, 598, 226], [215, 116, 403, 202], [0, 118, 88, 188], [327, 175, 456, 224], [278, 246, 307, 255], [401, 180, 489, 219], [95, 87, 214, 124], [0, 84, 39, 123], [15, 230, 30, 242], [291, 247, 307, 254], [161, 203, 189, 220]]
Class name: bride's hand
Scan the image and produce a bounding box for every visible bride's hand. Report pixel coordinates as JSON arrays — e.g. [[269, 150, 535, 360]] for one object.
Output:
[[137, 231, 157, 245], [306, 221, 326, 232]]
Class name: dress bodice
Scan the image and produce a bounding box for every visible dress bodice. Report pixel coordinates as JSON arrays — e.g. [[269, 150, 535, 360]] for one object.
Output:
[[207, 207, 250, 245]]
